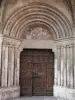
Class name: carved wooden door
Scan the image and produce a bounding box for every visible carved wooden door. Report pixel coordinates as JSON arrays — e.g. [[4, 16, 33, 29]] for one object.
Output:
[[20, 49, 54, 96]]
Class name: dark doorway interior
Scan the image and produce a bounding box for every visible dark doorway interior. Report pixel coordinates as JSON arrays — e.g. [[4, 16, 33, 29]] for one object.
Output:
[[20, 49, 54, 96]]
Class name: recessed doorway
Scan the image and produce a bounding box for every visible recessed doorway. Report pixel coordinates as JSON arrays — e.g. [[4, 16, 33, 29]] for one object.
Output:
[[20, 49, 54, 96]]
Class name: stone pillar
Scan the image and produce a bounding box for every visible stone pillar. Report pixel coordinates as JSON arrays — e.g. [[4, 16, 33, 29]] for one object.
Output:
[[1, 45, 8, 87], [63, 46, 67, 87], [8, 47, 20, 87], [14, 48, 17, 86], [57, 46, 61, 86], [74, 44, 75, 88], [10, 47, 14, 87], [0, 37, 3, 86], [67, 45, 70, 87], [14, 48, 20, 86], [0, 45, 2, 86], [61, 46, 64, 86], [1, 45, 5, 87], [70, 44, 74, 88], [8, 47, 11, 87], [16, 49, 20, 86], [54, 46, 58, 85], [4, 46, 8, 87]]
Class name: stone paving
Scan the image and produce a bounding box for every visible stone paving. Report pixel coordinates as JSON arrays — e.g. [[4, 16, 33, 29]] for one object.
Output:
[[11, 96, 57, 100]]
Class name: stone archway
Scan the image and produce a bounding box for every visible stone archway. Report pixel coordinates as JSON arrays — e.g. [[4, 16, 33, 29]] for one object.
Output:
[[0, 1, 74, 100]]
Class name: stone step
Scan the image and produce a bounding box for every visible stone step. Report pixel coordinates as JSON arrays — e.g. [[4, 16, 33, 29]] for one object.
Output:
[[10, 96, 57, 100]]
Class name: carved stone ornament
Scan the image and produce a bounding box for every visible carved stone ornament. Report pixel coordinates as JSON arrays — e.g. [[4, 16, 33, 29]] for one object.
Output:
[[3, 37, 21, 47], [0, 33, 3, 45]]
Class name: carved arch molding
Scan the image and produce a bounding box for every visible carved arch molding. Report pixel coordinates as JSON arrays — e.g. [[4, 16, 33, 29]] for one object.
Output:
[[1, 2, 72, 40]]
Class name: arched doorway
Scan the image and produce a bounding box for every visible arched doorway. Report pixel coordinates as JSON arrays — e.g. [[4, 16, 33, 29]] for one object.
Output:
[[0, 1, 73, 100], [20, 49, 54, 96]]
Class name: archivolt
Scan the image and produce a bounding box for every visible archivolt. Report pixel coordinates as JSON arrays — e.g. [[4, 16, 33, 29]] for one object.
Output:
[[3, 2, 72, 40]]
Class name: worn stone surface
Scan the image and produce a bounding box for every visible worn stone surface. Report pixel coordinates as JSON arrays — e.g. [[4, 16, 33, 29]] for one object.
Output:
[[10, 96, 57, 100]]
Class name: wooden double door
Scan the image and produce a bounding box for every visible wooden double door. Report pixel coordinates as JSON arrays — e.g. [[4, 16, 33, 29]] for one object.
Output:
[[20, 49, 54, 96]]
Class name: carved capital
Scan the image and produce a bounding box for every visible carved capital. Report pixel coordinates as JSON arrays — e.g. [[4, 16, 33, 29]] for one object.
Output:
[[57, 45, 61, 49], [3, 37, 21, 47], [60, 45, 64, 49], [0, 33, 3, 46], [70, 43, 74, 47], [66, 43, 74, 48], [63, 45, 67, 48]]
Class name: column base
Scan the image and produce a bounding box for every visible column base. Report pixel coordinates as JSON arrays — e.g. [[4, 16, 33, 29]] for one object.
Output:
[[0, 86, 20, 100], [54, 85, 75, 100]]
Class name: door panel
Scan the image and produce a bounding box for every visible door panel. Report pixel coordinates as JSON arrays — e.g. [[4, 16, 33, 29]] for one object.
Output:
[[20, 49, 54, 96], [20, 63, 32, 96], [32, 63, 47, 96]]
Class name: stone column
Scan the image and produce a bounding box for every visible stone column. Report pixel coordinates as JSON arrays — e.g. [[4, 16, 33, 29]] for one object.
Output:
[[63, 46, 67, 87], [61, 46, 64, 86], [0, 43, 2, 86], [13, 43, 21, 86], [0, 35, 3, 87], [8, 47, 15, 87], [70, 44, 74, 88], [1, 45, 8, 87], [54, 46, 58, 85], [14, 48, 17, 86], [1, 45, 5, 87], [8, 47, 12, 87], [74, 44, 75, 88], [14, 48, 20, 86], [57, 46, 61, 86], [4, 46, 8, 87], [16, 49, 20, 86], [67, 45, 70, 87], [10, 47, 14, 87]]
